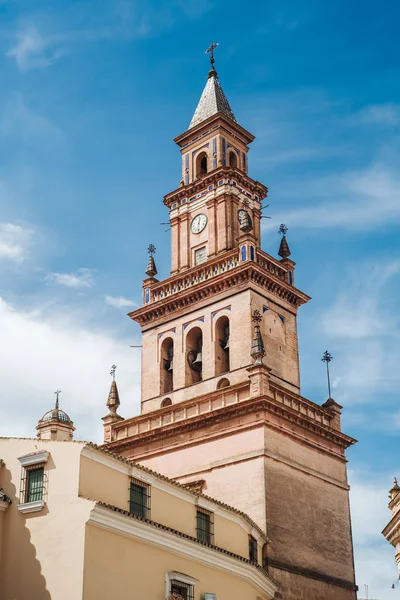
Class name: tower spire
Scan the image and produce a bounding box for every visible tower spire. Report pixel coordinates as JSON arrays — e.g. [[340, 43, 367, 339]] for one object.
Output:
[[145, 244, 158, 278], [188, 44, 237, 129], [278, 224, 291, 260], [250, 310, 266, 364], [107, 364, 120, 415]]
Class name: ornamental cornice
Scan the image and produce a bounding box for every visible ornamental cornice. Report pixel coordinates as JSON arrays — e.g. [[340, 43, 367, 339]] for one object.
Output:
[[130, 262, 309, 328], [163, 167, 267, 208], [107, 393, 355, 457]]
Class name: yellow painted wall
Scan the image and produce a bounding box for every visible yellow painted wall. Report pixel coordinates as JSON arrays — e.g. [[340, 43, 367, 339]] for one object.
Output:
[[79, 452, 260, 560], [83, 522, 271, 600]]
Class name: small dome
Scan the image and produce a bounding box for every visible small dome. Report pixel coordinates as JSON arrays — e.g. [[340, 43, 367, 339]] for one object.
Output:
[[40, 408, 72, 423]]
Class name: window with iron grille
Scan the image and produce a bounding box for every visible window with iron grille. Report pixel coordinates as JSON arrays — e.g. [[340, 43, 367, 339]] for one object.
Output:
[[170, 579, 194, 600], [196, 508, 213, 545], [129, 478, 150, 519], [20, 464, 46, 504], [249, 535, 258, 564]]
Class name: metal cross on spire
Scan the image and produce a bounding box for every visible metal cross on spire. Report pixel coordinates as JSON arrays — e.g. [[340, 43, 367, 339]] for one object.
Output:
[[321, 351, 333, 398], [110, 365, 117, 381], [54, 390, 61, 410], [279, 224, 288, 236], [206, 42, 219, 69], [148, 244, 156, 256]]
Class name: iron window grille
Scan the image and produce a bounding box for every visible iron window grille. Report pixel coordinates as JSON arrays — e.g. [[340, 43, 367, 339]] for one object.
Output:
[[129, 478, 150, 520], [249, 535, 258, 564], [170, 579, 194, 600], [196, 508, 214, 545], [20, 464, 47, 504]]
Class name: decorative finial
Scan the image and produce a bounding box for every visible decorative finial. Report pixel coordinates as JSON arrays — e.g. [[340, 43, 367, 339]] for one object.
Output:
[[252, 309, 262, 324], [278, 224, 291, 260], [110, 365, 117, 381], [145, 244, 158, 278], [54, 390, 61, 410], [279, 224, 288, 236], [321, 351, 333, 399], [251, 310, 265, 364], [206, 42, 219, 78]]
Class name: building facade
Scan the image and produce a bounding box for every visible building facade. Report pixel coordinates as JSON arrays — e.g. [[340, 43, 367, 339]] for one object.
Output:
[[382, 478, 400, 579], [103, 59, 358, 599], [0, 407, 278, 600]]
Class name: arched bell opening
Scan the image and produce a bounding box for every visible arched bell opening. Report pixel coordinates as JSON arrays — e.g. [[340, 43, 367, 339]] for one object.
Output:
[[185, 326, 203, 385], [196, 151, 208, 178], [229, 151, 237, 168], [160, 337, 174, 394], [215, 315, 230, 375]]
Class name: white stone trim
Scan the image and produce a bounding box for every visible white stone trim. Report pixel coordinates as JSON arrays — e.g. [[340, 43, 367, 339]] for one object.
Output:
[[165, 570, 199, 598], [0, 500, 10, 512], [88, 505, 278, 598], [17, 500, 45, 514], [82, 444, 266, 542], [18, 450, 49, 467]]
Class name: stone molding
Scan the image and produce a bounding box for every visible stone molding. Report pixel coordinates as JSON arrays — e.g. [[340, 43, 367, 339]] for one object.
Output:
[[18, 450, 49, 467], [17, 500, 45, 514], [88, 504, 278, 599]]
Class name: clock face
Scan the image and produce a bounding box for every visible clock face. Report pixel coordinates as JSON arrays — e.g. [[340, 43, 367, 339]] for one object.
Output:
[[191, 213, 207, 234]]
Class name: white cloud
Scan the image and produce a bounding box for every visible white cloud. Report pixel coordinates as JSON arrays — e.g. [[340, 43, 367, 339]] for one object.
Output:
[[0, 223, 33, 261], [0, 297, 140, 440], [349, 470, 399, 599], [46, 268, 96, 289], [6, 25, 69, 72], [263, 163, 400, 232], [105, 295, 137, 309], [354, 103, 400, 126]]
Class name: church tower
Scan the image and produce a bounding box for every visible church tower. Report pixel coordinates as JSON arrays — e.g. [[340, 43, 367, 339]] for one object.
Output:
[[104, 49, 358, 600]]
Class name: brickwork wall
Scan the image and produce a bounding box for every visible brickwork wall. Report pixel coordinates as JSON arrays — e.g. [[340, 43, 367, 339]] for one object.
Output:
[[270, 566, 357, 600]]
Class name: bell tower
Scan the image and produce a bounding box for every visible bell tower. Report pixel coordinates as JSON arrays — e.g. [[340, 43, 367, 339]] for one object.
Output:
[[131, 49, 308, 414], [105, 49, 358, 600]]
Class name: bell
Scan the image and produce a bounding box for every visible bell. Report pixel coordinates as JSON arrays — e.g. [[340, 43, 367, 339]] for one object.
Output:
[[223, 337, 230, 350], [167, 358, 174, 371], [192, 351, 202, 364]]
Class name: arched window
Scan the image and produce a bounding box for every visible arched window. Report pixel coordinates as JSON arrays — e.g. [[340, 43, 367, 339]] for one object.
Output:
[[215, 315, 230, 375], [216, 377, 230, 390], [229, 151, 237, 168], [160, 337, 174, 394], [196, 151, 208, 178], [161, 398, 172, 408], [185, 326, 203, 384]]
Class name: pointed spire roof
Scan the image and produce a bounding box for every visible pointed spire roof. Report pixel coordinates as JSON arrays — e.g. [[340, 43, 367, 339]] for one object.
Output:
[[107, 380, 120, 415], [189, 69, 237, 130], [145, 255, 157, 278], [278, 236, 291, 260]]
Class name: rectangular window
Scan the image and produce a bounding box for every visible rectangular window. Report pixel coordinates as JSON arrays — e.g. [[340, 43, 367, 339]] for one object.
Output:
[[249, 535, 258, 564], [196, 509, 213, 544], [26, 466, 44, 503], [194, 247, 206, 266], [170, 579, 194, 600], [129, 479, 150, 519]]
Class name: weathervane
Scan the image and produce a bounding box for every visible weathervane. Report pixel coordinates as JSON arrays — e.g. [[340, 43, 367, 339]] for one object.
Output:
[[54, 390, 61, 410], [279, 224, 288, 236], [110, 365, 117, 381], [148, 244, 156, 256], [206, 42, 219, 70], [321, 351, 333, 398]]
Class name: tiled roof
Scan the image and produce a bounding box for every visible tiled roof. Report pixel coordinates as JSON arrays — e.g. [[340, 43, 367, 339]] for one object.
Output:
[[89, 442, 265, 538], [189, 70, 237, 129], [94, 500, 275, 584]]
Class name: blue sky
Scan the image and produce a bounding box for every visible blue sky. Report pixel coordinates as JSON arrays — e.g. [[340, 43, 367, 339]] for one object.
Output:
[[0, 0, 399, 596]]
